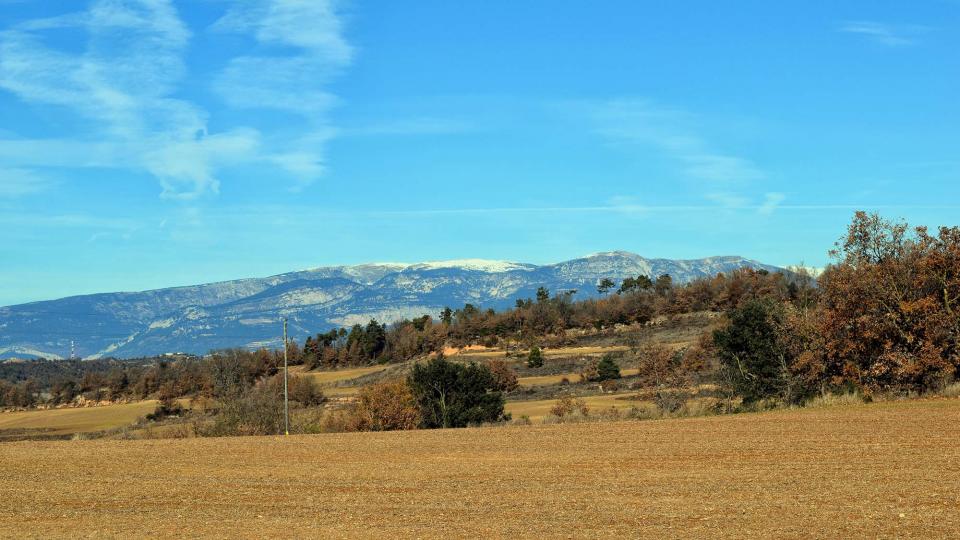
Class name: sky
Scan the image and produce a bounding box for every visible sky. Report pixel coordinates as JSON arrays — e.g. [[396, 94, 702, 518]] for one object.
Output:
[[0, 0, 957, 306]]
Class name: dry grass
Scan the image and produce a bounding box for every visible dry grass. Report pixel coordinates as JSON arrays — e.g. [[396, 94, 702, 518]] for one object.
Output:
[[0, 401, 159, 437], [455, 345, 630, 359], [2, 399, 959, 537], [295, 365, 391, 384], [505, 392, 645, 420], [517, 368, 640, 387], [939, 382, 960, 398]]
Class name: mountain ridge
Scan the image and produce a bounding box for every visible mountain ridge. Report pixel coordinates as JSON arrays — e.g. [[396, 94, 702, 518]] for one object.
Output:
[[0, 252, 782, 359]]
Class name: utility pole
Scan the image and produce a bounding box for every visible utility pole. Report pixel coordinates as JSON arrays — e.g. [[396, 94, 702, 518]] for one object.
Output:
[[283, 318, 289, 436]]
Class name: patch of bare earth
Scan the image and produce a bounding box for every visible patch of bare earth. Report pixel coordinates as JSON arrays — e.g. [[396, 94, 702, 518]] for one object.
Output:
[[1, 399, 959, 537]]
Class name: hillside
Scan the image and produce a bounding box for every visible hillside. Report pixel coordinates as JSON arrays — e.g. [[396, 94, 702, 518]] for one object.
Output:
[[0, 252, 780, 359], [2, 399, 957, 537]]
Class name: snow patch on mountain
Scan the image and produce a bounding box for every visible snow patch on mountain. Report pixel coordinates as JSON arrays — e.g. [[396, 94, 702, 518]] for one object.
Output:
[[406, 259, 536, 273]]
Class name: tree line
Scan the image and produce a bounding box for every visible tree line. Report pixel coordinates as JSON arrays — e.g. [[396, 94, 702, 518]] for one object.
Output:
[[4, 212, 958, 425]]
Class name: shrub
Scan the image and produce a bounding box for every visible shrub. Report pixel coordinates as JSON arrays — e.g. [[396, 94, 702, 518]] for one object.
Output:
[[287, 376, 326, 407], [353, 380, 421, 431], [204, 381, 285, 436], [599, 379, 620, 392], [526, 346, 544, 368], [713, 299, 789, 403], [488, 360, 519, 392], [549, 394, 589, 418], [653, 389, 687, 413], [319, 408, 359, 433], [146, 396, 185, 421], [408, 356, 507, 428], [596, 354, 621, 381]]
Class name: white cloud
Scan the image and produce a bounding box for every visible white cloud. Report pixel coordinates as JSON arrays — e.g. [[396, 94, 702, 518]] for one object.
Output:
[[211, 0, 352, 62], [838, 21, 928, 47], [0, 0, 352, 198], [209, 0, 351, 189], [758, 192, 786, 215], [581, 98, 766, 186], [705, 192, 750, 209]]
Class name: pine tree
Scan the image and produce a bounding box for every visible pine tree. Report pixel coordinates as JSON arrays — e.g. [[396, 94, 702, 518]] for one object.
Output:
[[527, 345, 544, 368], [595, 354, 621, 381]]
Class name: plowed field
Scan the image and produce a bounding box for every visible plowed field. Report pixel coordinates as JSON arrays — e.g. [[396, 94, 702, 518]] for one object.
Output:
[[2, 399, 959, 538]]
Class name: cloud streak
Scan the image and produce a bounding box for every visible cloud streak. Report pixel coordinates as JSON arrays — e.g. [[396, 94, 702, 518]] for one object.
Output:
[[211, 0, 352, 188], [579, 99, 766, 187], [566, 98, 779, 212], [0, 168, 54, 197], [0, 0, 351, 198], [838, 21, 928, 47]]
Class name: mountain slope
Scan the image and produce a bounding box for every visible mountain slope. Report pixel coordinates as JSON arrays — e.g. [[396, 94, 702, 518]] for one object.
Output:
[[0, 252, 782, 359]]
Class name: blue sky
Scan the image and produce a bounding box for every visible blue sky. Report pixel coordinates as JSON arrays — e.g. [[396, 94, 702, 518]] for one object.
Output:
[[0, 0, 957, 306]]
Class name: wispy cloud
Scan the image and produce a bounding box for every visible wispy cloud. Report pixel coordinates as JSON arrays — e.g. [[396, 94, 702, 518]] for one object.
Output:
[[564, 98, 772, 210], [838, 21, 929, 47], [210, 0, 352, 189], [0, 168, 54, 197], [577, 99, 765, 186], [0, 0, 351, 198], [758, 192, 786, 215]]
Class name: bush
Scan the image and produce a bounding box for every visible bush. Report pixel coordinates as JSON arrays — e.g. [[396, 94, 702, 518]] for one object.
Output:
[[203, 382, 285, 436], [713, 299, 789, 403], [146, 396, 185, 421], [287, 376, 326, 406], [549, 394, 589, 418], [596, 354, 621, 381], [653, 389, 687, 413], [487, 360, 519, 392], [408, 356, 507, 428], [353, 380, 421, 431], [526, 346, 544, 368]]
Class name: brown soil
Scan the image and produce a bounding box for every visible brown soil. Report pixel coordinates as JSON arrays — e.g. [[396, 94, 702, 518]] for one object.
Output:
[[2, 398, 959, 538]]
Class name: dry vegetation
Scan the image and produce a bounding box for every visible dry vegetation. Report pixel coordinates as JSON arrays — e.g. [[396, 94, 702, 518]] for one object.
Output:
[[2, 398, 959, 538], [505, 392, 645, 420], [0, 400, 160, 440]]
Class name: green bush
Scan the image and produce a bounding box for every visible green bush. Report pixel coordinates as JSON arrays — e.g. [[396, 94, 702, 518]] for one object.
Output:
[[595, 354, 621, 381], [526, 346, 544, 368], [408, 356, 507, 428]]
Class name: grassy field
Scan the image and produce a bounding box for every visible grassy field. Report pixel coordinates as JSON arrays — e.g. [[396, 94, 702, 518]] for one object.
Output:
[[516, 368, 640, 387], [505, 392, 646, 420], [292, 364, 390, 384], [455, 345, 630, 359], [0, 401, 159, 438], [3, 398, 958, 537]]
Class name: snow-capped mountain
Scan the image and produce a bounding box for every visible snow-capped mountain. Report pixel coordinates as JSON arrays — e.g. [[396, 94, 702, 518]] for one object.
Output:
[[0, 251, 782, 359]]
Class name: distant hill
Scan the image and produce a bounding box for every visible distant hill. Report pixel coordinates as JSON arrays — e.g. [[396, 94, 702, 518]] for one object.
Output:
[[0, 252, 782, 359]]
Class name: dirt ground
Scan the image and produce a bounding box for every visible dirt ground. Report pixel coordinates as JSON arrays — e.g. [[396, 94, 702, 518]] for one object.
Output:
[[2, 398, 959, 538]]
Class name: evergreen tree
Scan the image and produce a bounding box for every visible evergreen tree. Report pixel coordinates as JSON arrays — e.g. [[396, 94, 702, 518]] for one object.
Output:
[[536, 287, 550, 303], [597, 278, 615, 295], [526, 346, 544, 368], [407, 356, 506, 428], [713, 299, 786, 403], [595, 354, 621, 381]]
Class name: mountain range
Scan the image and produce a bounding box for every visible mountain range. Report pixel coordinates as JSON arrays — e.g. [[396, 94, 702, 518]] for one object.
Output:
[[0, 251, 782, 359]]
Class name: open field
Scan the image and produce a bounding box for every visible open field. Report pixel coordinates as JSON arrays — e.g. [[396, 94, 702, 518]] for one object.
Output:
[[505, 392, 646, 420], [3, 399, 959, 537], [292, 364, 390, 384], [517, 368, 640, 387], [454, 345, 630, 359], [0, 401, 158, 438]]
